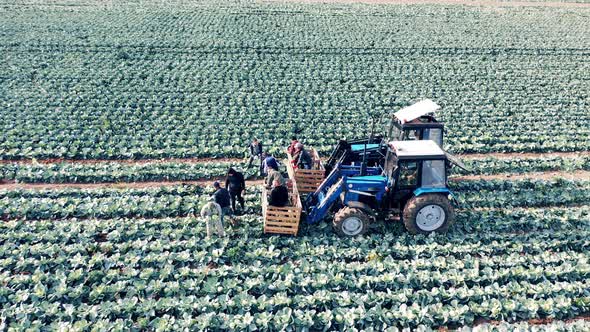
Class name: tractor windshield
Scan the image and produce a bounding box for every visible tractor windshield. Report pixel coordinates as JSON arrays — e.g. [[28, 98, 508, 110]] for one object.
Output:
[[423, 128, 443, 146], [421, 160, 446, 188], [387, 121, 402, 141], [398, 161, 419, 187]]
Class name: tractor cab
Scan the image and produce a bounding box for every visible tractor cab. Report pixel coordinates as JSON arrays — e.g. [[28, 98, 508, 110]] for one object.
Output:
[[387, 99, 444, 147], [383, 140, 450, 211]]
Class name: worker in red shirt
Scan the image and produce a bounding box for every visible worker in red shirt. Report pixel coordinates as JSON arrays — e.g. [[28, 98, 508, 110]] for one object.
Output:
[[286, 136, 299, 156]]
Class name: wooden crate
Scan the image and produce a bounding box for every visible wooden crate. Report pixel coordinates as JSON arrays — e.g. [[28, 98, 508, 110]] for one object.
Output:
[[262, 182, 302, 236], [286, 147, 325, 193]]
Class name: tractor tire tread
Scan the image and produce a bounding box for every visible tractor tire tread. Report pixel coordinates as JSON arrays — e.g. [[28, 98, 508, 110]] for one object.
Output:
[[333, 207, 370, 237], [403, 194, 455, 235]]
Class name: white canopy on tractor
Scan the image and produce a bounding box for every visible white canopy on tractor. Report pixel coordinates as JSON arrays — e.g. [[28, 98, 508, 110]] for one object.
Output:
[[394, 99, 441, 124], [388, 140, 445, 159]]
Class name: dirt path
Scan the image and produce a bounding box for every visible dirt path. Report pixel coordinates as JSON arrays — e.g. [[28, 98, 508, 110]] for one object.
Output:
[[1, 151, 588, 166], [0, 179, 266, 191], [0, 170, 587, 191], [452, 170, 590, 182], [469, 312, 590, 331], [261, 0, 590, 8], [458, 151, 590, 160], [0, 157, 244, 165]]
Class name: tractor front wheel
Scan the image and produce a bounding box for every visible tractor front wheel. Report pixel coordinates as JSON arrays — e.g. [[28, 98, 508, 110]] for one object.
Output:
[[403, 194, 455, 235], [333, 207, 370, 237]]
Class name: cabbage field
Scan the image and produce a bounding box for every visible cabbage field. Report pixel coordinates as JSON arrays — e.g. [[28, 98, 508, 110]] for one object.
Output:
[[1, 0, 590, 159], [1, 178, 590, 330], [1, 0, 590, 331]]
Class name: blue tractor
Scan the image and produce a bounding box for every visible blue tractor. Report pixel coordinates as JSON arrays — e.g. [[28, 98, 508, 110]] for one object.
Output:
[[305, 139, 466, 236], [325, 99, 444, 173]]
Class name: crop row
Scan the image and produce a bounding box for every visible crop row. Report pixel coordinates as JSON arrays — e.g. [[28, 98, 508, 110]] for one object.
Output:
[[0, 155, 589, 184], [2, 204, 588, 259], [454, 155, 590, 176], [0, 179, 588, 220], [4, 218, 589, 280], [0, 161, 250, 184]]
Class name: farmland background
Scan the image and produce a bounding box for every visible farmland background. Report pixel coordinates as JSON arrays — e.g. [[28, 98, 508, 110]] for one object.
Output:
[[1, 0, 589, 159], [1, 0, 590, 331]]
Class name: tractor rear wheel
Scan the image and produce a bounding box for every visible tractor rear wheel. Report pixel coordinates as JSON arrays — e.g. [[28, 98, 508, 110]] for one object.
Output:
[[333, 207, 370, 237], [403, 194, 454, 235]]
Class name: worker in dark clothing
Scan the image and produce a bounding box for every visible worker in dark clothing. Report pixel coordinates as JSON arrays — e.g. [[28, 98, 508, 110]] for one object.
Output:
[[268, 179, 289, 207], [225, 167, 245, 213], [247, 139, 264, 175], [212, 181, 232, 224], [292, 143, 313, 170]]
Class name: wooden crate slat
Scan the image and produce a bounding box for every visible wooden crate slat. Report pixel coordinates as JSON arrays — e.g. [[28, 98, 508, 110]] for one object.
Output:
[[264, 227, 297, 235], [264, 226, 294, 231], [267, 206, 299, 212], [266, 222, 298, 228], [267, 215, 300, 221], [267, 214, 299, 219], [262, 183, 302, 236]]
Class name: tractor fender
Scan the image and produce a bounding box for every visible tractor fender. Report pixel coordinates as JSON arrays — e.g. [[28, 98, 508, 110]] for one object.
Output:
[[413, 187, 451, 197], [413, 187, 458, 206], [345, 201, 376, 220]]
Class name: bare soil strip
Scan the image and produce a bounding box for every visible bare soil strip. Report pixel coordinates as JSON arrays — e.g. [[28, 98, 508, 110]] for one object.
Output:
[[0, 157, 244, 165], [0, 179, 266, 191], [1, 151, 588, 165], [452, 170, 590, 181], [468, 312, 590, 331], [261, 0, 590, 8], [459, 151, 590, 160], [0, 170, 587, 191]]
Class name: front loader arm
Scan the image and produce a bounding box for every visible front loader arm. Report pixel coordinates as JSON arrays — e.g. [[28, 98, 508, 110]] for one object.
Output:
[[305, 177, 346, 224]]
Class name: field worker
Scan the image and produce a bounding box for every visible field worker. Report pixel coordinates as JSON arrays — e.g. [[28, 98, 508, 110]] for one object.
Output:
[[287, 136, 299, 156], [247, 138, 264, 171], [265, 157, 286, 189], [268, 179, 289, 207], [200, 199, 224, 238], [292, 143, 313, 170], [225, 167, 245, 213], [212, 181, 233, 224], [259, 152, 270, 177], [262, 152, 280, 175]]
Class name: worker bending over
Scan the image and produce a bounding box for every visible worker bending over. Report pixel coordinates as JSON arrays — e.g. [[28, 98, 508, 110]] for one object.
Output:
[[292, 143, 312, 170], [212, 181, 233, 224], [268, 179, 289, 207], [200, 200, 224, 238]]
